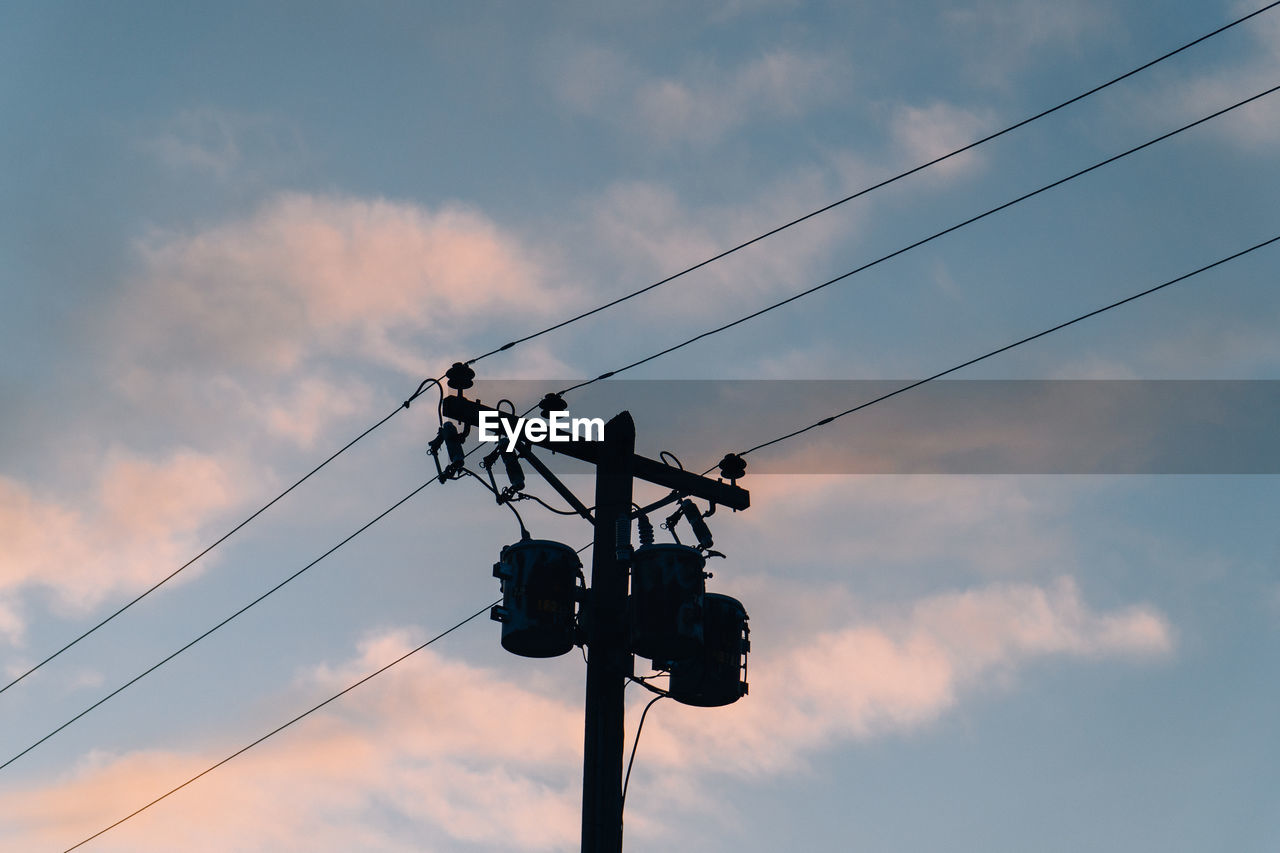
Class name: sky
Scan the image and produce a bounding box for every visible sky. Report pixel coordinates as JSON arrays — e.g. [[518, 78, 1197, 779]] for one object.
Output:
[[1, 1, 1278, 851]]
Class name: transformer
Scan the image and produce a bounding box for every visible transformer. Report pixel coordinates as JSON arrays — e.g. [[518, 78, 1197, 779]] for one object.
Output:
[[491, 539, 581, 658], [667, 593, 749, 707], [629, 543, 706, 663]]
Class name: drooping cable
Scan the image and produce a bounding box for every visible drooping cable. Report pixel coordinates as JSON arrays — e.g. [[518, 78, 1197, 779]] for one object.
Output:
[[621, 694, 667, 815], [516, 491, 587, 517], [463, 1, 1280, 369], [61, 600, 498, 853], [554, 83, 1280, 400], [701, 232, 1280, 471], [0, 478, 439, 773], [460, 467, 530, 540]]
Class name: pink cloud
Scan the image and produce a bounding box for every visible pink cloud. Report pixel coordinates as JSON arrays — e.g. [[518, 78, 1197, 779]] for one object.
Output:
[[0, 448, 243, 634], [0, 576, 1171, 850], [634, 576, 1171, 783], [125, 193, 566, 378], [0, 640, 583, 852]]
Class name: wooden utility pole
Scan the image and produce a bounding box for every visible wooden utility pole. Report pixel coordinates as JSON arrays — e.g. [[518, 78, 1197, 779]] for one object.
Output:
[[580, 412, 633, 852]]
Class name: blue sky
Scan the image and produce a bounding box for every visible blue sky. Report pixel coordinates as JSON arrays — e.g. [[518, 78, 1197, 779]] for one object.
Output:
[[1, 1, 1278, 850]]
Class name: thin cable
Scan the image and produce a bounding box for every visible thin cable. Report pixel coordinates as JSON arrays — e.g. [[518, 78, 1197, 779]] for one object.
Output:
[[709, 232, 1280, 468], [62, 600, 498, 853], [0, 478, 438, 773], [556, 83, 1280, 399], [463, 1, 1280, 368], [1, 375, 445, 698], [517, 491, 585, 516], [15, 3, 1278, 699], [460, 468, 530, 539], [1, 407, 397, 695], [621, 694, 666, 814]]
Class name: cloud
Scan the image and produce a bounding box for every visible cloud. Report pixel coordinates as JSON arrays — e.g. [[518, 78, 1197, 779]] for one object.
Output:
[[122, 192, 566, 379], [142, 107, 307, 180], [2, 189, 581, 647], [0, 576, 1171, 850], [0, 637, 584, 853], [1135, 4, 1280, 150], [0, 448, 243, 638], [554, 45, 851, 146], [576, 165, 863, 323], [636, 576, 1171, 781], [888, 101, 993, 178], [942, 0, 1111, 87]]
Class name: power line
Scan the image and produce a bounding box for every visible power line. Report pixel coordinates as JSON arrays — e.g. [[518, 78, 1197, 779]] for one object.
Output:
[[62, 219, 1277, 844], [12, 3, 1273, 696], [703, 232, 1280, 470], [463, 1, 1280, 369], [552, 83, 1280, 400], [62, 600, 497, 853], [0, 478, 439, 773], [0, 379, 443, 698]]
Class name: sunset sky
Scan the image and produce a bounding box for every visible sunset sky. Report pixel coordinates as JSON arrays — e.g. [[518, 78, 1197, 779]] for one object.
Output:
[[2, 2, 1278, 851]]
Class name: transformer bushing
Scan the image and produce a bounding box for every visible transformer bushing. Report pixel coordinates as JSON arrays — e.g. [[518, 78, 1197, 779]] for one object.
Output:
[[667, 593, 750, 707], [629, 543, 706, 664], [491, 539, 581, 658]]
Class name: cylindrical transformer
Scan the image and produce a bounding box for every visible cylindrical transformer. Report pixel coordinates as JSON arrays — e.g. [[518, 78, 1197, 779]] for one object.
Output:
[[629, 543, 706, 663], [667, 593, 749, 707], [491, 539, 581, 658]]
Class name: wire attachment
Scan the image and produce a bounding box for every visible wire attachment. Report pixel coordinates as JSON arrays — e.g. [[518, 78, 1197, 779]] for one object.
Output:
[[428, 422, 468, 481], [664, 499, 716, 553], [445, 362, 476, 393], [717, 453, 746, 484], [538, 392, 569, 419], [637, 512, 655, 547]]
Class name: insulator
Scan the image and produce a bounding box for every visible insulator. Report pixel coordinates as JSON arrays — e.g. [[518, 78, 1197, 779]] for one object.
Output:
[[440, 422, 466, 466], [445, 361, 475, 391], [718, 453, 746, 483], [680, 499, 714, 551], [629, 544, 705, 663], [500, 451, 525, 492], [538, 392, 568, 420], [491, 539, 581, 658], [637, 513, 655, 547], [667, 593, 749, 707]]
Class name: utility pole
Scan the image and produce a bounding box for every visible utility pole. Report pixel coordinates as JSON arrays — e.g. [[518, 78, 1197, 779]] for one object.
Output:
[[581, 412, 633, 853], [441, 392, 749, 853]]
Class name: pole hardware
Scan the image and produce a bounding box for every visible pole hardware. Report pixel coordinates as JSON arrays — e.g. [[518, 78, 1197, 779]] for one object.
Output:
[[438, 383, 751, 853]]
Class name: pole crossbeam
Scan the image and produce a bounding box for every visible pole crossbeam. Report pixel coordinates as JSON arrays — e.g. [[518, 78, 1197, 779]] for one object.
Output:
[[441, 396, 750, 510]]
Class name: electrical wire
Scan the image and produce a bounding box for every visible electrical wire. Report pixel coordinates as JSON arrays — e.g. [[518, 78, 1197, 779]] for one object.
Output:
[[553, 83, 1280, 400], [701, 231, 1280, 471], [13, 3, 1276, 699], [0, 478, 439, 773], [621, 694, 667, 814], [0, 379, 445, 698], [460, 467, 531, 539], [516, 491, 587, 516], [44, 224, 1274, 843], [462, 1, 1280, 370], [61, 600, 498, 853]]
